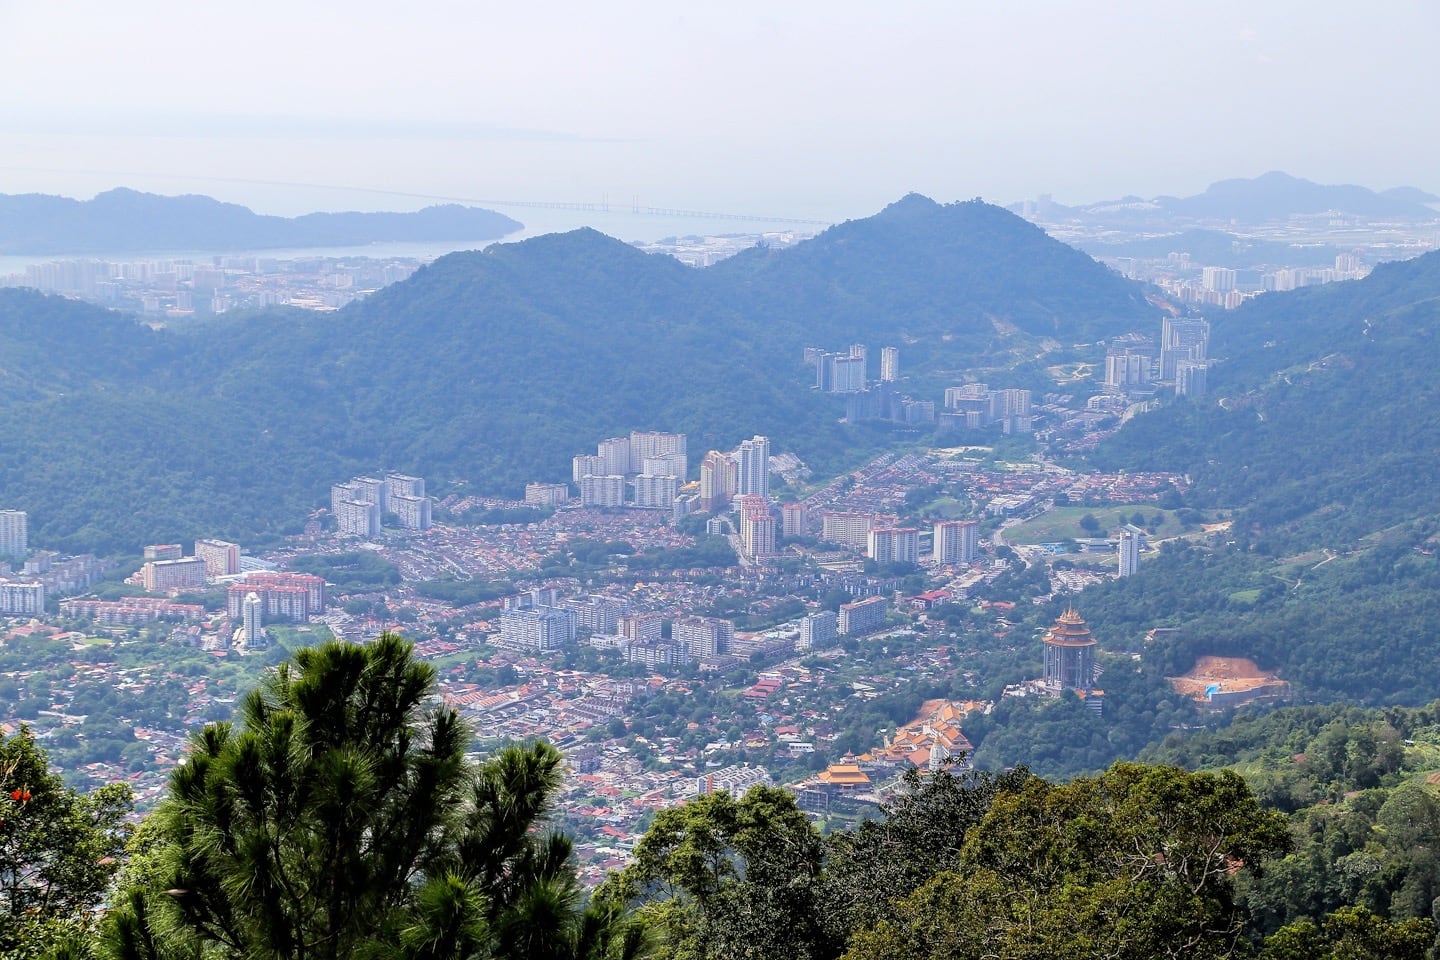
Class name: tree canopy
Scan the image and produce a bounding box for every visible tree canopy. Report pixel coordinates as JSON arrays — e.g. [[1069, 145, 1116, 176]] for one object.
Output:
[[0, 728, 131, 959], [95, 633, 642, 960]]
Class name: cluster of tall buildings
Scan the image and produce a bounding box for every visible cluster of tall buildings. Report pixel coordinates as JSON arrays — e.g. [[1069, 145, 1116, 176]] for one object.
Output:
[[1146, 254, 1370, 308], [497, 589, 637, 652], [0, 515, 102, 613], [809, 344, 871, 393], [807, 345, 932, 425], [224, 572, 326, 624], [0, 512, 103, 614], [698, 436, 770, 512], [807, 343, 901, 391], [1102, 318, 1211, 399], [845, 382, 936, 425], [570, 431, 688, 509], [0, 509, 40, 616], [816, 512, 979, 566], [134, 540, 241, 593], [331, 473, 432, 536], [940, 385, 1034, 433]]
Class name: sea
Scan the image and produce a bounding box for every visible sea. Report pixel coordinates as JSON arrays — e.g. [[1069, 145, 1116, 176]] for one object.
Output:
[[0, 207, 828, 277]]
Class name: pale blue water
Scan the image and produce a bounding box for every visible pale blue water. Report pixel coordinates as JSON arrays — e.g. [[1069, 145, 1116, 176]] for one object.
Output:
[[0, 208, 827, 277]]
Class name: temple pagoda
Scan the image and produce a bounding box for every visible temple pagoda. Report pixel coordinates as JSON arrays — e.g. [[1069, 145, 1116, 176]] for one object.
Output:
[[1042, 606, 1097, 692]]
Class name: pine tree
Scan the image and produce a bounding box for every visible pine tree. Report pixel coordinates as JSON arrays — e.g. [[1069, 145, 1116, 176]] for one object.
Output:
[[98, 633, 644, 960]]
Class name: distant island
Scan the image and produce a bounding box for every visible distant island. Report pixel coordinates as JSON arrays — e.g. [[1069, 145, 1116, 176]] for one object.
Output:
[[1010, 171, 1440, 226], [0, 188, 523, 254]]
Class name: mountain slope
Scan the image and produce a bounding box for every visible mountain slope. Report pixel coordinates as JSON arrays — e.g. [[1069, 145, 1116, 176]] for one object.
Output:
[[1094, 249, 1440, 550], [711, 195, 1152, 347], [0, 197, 1155, 552], [0, 188, 522, 254]]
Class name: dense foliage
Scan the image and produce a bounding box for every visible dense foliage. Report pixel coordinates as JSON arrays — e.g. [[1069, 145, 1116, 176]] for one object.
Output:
[[600, 762, 1398, 960], [0, 730, 131, 959], [94, 634, 639, 960]]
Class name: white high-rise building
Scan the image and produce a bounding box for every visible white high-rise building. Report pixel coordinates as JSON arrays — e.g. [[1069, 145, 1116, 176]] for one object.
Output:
[[933, 520, 979, 564], [194, 539, 240, 577], [736, 436, 771, 498], [629, 431, 686, 475], [1175, 359, 1209, 398], [0, 581, 44, 616], [579, 474, 626, 508], [829, 355, 867, 393], [797, 610, 838, 650], [822, 512, 873, 551], [525, 483, 570, 507], [572, 454, 604, 483], [781, 503, 808, 538], [385, 474, 425, 498], [673, 616, 735, 659], [641, 453, 687, 478], [598, 437, 631, 476], [390, 494, 433, 530], [336, 499, 380, 537], [868, 527, 919, 564], [348, 476, 389, 512], [499, 606, 577, 651], [241, 591, 266, 649], [1118, 525, 1144, 577], [1104, 351, 1151, 390], [1201, 267, 1237, 293], [740, 511, 776, 559], [633, 474, 680, 509], [838, 596, 887, 636], [0, 510, 28, 558], [880, 346, 899, 382]]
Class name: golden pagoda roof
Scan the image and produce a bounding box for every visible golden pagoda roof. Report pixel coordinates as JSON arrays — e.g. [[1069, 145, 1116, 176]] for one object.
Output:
[[818, 763, 871, 786], [1044, 607, 1096, 647]]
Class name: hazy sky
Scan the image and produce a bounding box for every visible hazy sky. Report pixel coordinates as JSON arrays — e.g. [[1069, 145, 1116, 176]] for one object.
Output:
[[2, 1, 1437, 229]]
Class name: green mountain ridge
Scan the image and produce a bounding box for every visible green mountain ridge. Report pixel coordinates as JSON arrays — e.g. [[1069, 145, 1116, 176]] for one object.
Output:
[[0, 196, 1153, 552]]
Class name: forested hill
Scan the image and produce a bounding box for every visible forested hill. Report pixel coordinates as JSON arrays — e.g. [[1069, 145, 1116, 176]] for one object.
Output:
[[0, 188, 522, 254], [1094, 248, 1440, 552], [707, 193, 1152, 345], [0, 197, 1155, 552]]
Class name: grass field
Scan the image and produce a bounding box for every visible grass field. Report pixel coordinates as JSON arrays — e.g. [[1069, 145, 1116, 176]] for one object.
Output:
[[1005, 506, 1182, 545]]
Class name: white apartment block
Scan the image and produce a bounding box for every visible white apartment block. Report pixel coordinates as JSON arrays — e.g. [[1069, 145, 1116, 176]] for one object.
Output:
[[579, 474, 625, 508], [0, 580, 44, 615], [933, 520, 979, 564], [525, 483, 570, 507], [0, 510, 28, 558]]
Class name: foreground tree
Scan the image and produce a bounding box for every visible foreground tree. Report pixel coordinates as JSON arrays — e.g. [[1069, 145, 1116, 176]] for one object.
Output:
[[1258, 906, 1435, 960], [0, 729, 131, 959], [845, 763, 1293, 960], [97, 633, 642, 960], [599, 785, 829, 960]]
